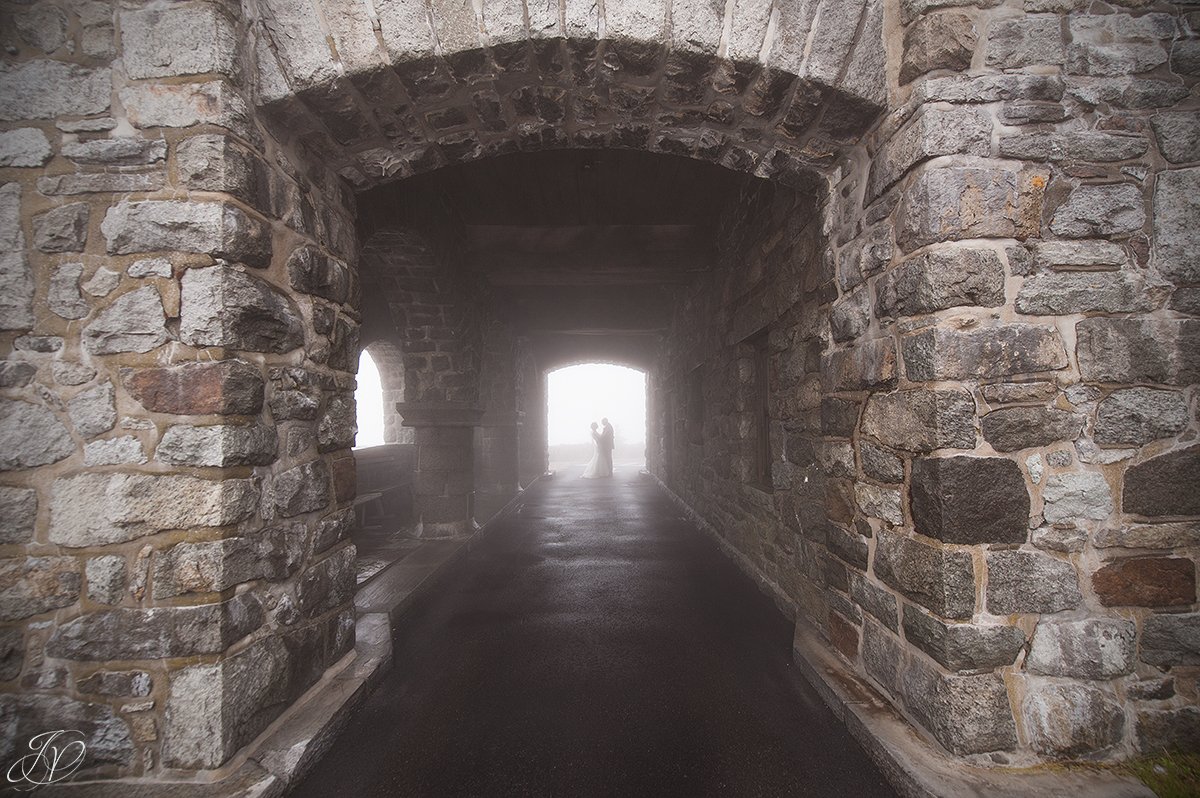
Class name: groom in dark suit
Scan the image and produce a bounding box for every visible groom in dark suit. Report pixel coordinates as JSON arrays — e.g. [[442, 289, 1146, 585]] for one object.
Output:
[[599, 418, 615, 477]]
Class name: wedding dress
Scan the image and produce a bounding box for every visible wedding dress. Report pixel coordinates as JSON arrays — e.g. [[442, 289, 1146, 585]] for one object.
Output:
[[581, 430, 602, 478]]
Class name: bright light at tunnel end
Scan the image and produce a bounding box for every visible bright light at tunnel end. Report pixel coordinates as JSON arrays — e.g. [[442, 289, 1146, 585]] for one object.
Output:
[[547, 364, 647, 447]]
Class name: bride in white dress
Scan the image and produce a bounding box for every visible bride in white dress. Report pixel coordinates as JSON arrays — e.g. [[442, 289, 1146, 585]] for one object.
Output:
[[581, 422, 602, 479]]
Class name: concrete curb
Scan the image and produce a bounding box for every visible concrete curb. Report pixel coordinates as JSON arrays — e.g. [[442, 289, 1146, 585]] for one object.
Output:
[[648, 474, 1154, 798]]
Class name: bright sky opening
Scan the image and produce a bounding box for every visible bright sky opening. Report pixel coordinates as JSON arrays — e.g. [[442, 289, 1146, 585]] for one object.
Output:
[[354, 349, 385, 449], [547, 364, 646, 447]]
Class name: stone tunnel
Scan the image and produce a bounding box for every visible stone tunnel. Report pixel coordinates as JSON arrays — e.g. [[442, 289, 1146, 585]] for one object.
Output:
[[0, 0, 1197, 793]]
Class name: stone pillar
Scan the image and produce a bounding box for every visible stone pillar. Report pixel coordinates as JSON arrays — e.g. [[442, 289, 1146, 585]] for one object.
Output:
[[400, 403, 481, 538], [517, 368, 548, 487], [474, 411, 522, 523]]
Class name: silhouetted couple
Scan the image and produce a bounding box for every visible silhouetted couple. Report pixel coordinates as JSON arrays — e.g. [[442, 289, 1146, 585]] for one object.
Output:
[[582, 418, 614, 479]]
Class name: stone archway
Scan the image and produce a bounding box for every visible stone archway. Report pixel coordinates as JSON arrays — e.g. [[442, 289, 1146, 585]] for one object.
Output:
[[249, 0, 886, 191], [1, 0, 1197, 792]]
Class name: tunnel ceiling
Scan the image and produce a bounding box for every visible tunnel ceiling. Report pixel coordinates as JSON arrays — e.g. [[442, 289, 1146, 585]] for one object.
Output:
[[360, 150, 771, 367]]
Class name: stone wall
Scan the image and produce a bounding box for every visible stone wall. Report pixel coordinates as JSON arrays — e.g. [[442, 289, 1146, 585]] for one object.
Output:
[[0, 0, 362, 779], [652, 0, 1199, 765], [2, 0, 1197, 785]]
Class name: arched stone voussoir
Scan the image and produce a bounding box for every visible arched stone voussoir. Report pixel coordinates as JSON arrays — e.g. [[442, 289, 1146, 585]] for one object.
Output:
[[248, 0, 887, 192]]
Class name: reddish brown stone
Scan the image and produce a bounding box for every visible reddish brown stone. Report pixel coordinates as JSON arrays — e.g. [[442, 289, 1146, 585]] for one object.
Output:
[[122, 361, 264, 415], [828, 611, 860, 660], [1093, 558, 1196, 608], [331, 454, 356, 504]]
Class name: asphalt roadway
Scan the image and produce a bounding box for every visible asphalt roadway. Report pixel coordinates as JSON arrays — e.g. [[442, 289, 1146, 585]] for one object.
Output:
[[291, 468, 897, 797]]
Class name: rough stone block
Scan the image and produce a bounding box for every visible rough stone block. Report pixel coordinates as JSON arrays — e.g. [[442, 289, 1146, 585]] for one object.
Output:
[[120, 3, 238, 79], [999, 131, 1149, 163], [102, 200, 270, 267], [0, 556, 81, 621], [45, 593, 262, 660], [0, 486, 37, 544], [985, 16, 1064, 69], [0, 128, 51, 167], [67, 382, 116, 439], [38, 172, 166, 195], [1041, 472, 1113, 525], [1151, 113, 1200, 164], [0, 61, 111, 121], [849, 572, 897, 630], [902, 605, 1025, 672], [162, 635, 293, 769], [903, 324, 1068, 380], [860, 440, 904, 484], [1092, 557, 1195, 608], [50, 473, 259, 547], [0, 183, 34, 330], [1026, 618, 1135, 679], [1077, 319, 1200, 386], [986, 550, 1081, 614], [826, 524, 869, 571], [897, 165, 1046, 251], [1096, 388, 1188, 447], [77, 670, 152, 697], [1136, 707, 1200, 754], [318, 395, 357, 452], [830, 288, 870, 343], [119, 80, 249, 132], [81, 286, 169, 355], [855, 483, 903, 527], [156, 423, 278, 467], [820, 338, 897, 392], [287, 245, 350, 304], [62, 137, 167, 166], [313, 508, 354, 554], [902, 658, 1017, 755], [1024, 682, 1125, 759], [0, 399, 74, 471], [1141, 613, 1200, 667], [123, 360, 264, 416], [1095, 522, 1200, 551], [48, 262, 88, 319], [1152, 167, 1200, 285], [1050, 183, 1146, 239], [911, 456, 1029, 545], [152, 533, 297, 599], [862, 619, 903, 697], [296, 546, 355, 618], [1124, 446, 1200, 518], [1016, 271, 1160, 315], [876, 248, 1004, 318], [181, 265, 304, 354], [1032, 240, 1128, 271], [273, 459, 331, 517], [869, 106, 991, 200], [0, 695, 131, 767], [981, 406, 1083, 453], [900, 12, 976, 85], [874, 529, 975, 620], [85, 555, 126, 605]]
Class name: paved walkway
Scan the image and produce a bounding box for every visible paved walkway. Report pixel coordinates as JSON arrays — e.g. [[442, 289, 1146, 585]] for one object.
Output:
[[292, 469, 897, 797]]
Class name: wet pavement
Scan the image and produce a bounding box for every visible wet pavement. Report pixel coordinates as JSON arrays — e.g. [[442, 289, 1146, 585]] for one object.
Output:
[[292, 469, 897, 798]]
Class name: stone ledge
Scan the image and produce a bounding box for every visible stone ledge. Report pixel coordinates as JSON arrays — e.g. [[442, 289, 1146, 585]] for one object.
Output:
[[650, 472, 1153, 798], [791, 618, 1153, 798], [51, 483, 537, 797], [48, 610, 391, 797]]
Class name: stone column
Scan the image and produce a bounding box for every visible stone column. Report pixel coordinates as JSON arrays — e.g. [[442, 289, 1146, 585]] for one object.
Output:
[[399, 403, 482, 538], [474, 411, 522, 523], [517, 369, 548, 487]]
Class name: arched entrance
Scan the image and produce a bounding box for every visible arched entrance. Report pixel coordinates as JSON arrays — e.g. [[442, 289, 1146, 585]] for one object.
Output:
[[3, 0, 1195, 791]]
